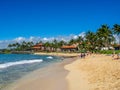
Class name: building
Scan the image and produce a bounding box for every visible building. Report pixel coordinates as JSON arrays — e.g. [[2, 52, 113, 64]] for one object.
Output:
[[32, 43, 45, 51], [61, 45, 78, 52]]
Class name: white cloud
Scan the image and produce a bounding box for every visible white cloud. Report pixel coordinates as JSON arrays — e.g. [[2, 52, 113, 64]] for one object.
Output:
[[43, 37, 48, 41], [0, 32, 85, 49], [79, 32, 85, 37], [14, 37, 26, 42], [73, 35, 78, 39]]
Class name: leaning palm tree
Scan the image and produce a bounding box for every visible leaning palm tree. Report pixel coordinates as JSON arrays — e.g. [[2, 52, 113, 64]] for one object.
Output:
[[113, 24, 120, 44]]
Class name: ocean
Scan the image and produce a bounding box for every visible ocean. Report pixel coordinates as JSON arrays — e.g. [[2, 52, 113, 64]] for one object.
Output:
[[0, 54, 62, 90]]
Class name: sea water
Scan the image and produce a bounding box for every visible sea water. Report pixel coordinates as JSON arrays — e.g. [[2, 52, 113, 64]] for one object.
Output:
[[0, 54, 62, 89]]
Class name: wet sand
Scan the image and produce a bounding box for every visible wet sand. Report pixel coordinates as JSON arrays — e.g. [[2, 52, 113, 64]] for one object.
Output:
[[6, 57, 76, 90]]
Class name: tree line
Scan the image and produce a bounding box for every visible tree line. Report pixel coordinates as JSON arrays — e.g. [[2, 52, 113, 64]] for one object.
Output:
[[8, 24, 120, 52]]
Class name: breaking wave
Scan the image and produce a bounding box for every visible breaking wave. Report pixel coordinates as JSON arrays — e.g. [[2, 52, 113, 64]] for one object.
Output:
[[46, 56, 53, 59], [0, 59, 43, 69]]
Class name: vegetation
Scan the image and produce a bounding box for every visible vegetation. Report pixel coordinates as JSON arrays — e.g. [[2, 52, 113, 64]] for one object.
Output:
[[7, 24, 120, 53], [8, 41, 34, 51]]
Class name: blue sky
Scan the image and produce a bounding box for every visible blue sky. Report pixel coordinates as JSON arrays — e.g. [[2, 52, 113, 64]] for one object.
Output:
[[0, 0, 120, 41]]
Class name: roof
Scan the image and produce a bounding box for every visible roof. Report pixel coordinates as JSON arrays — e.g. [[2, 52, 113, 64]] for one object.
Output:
[[32, 43, 44, 49], [111, 44, 120, 47], [61, 45, 77, 49], [36, 43, 43, 46], [32, 46, 41, 49], [114, 44, 120, 47]]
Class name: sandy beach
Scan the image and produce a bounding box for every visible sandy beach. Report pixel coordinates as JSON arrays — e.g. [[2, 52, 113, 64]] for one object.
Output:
[[6, 54, 120, 90], [65, 54, 120, 90], [34, 52, 80, 57], [6, 57, 76, 90]]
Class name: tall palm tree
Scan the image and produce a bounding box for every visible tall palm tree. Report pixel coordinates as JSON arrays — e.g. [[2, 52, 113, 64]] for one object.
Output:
[[96, 24, 114, 49], [58, 40, 66, 47], [85, 31, 97, 51], [44, 42, 50, 51], [53, 39, 58, 51], [69, 39, 76, 45], [8, 44, 12, 49], [76, 36, 83, 43], [113, 24, 120, 44]]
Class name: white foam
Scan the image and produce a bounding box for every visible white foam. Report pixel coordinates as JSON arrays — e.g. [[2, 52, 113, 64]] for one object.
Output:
[[0, 59, 43, 69], [47, 56, 53, 59]]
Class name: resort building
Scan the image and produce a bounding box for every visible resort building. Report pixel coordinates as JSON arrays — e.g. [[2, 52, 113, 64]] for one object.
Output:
[[61, 45, 78, 52], [32, 43, 45, 51]]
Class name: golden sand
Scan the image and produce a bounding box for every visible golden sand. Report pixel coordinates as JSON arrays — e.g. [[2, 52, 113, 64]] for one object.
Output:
[[34, 52, 80, 57], [65, 54, 120, 90]]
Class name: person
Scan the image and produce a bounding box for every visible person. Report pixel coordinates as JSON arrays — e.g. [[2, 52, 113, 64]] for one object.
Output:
[[80, 53, 83, 58], [83, 53, 86, 58]]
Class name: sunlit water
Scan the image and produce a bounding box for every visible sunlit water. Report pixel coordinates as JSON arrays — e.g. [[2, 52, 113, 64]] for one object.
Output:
[[0, 54, 62, 89]]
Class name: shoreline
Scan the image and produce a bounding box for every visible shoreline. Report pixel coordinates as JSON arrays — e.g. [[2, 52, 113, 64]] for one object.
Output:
[[4, 54, 120, 90], [5, 56, 77, 90], [34, 52, 80, 57]]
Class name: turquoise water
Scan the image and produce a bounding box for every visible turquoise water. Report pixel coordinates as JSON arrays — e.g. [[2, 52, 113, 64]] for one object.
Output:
[[0, 54, 62, 89]]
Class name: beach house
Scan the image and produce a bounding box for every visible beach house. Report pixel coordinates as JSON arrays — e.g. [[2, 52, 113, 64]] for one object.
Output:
[[61, 45, 78, 52], [32, 43, 45, 51]]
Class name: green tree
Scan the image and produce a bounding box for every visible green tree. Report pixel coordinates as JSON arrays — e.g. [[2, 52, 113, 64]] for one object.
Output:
[[69, 39, 76, 45], [96, 24, 114, 49], [85, 31, 97, 51], [8, 44, 12, 49]]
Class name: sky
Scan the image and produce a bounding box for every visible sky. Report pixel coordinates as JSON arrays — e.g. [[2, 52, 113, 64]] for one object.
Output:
[[0, 0, 120, 48]]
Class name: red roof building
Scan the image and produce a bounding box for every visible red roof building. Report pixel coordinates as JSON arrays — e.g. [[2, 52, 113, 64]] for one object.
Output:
[[32, 43, 45, 51], [61, 45, 78, 52]]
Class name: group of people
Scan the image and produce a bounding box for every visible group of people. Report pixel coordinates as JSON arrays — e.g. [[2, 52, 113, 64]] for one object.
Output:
[[80, 53, 86, 58], [80, 51, 91, 59]]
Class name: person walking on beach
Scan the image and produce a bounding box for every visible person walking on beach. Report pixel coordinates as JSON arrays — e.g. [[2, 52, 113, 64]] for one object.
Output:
[[83, 53, 86, 58], [80, 53, 83, 58]]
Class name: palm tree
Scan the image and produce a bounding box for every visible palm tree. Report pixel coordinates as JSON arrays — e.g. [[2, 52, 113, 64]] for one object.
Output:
[[8, 44, 12, 50], [44, 42, 50, 51], [75, 36, 84, 51], [76, 36, 83, 43], [85, 31, 97, 51], [69, 39, 76, 45], [15, 42, 20, 50], [53, 39, 58, 51], [58, 40, 66, 47], [96, 24, 114, 49], [113, 24, 120, 44]]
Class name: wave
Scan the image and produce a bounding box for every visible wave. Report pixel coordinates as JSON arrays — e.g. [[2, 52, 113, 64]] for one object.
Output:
[[0, 59, 43, 69], [46, 56, 53, 59]]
